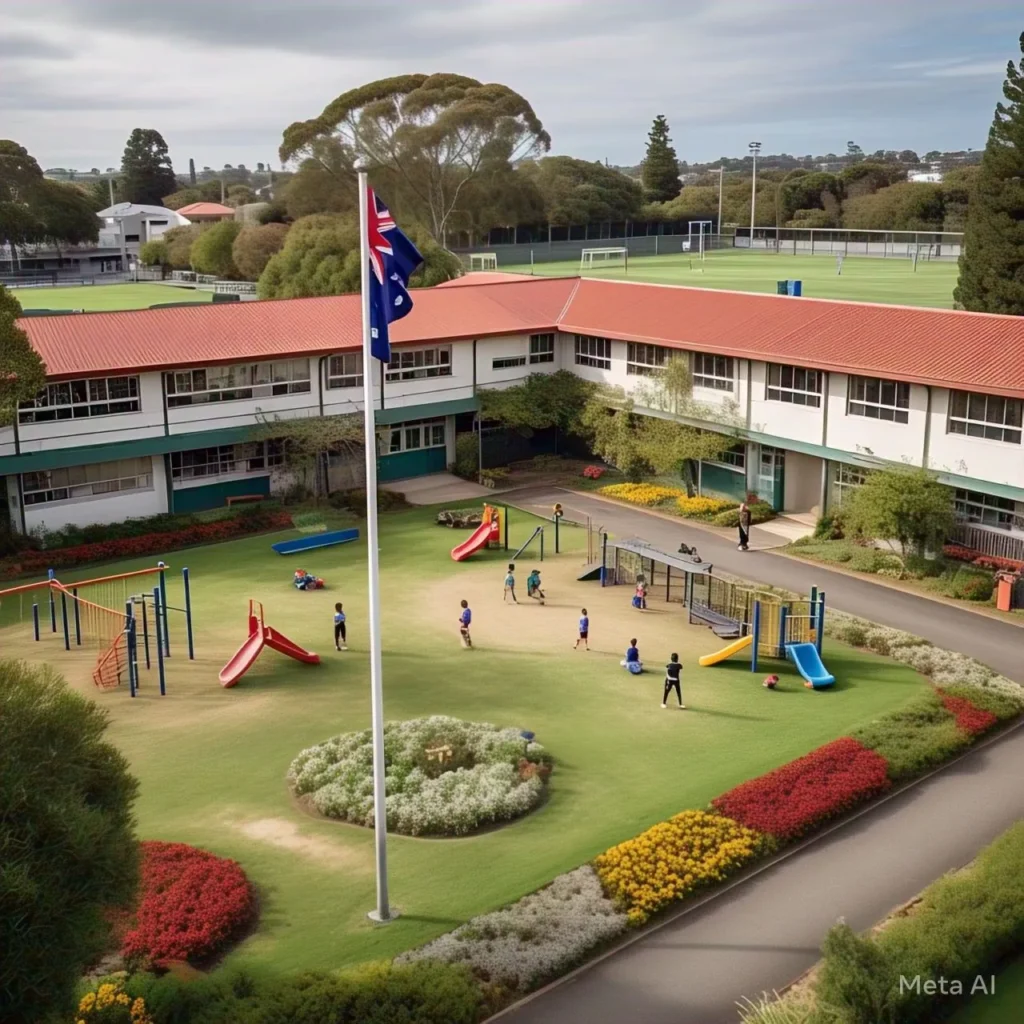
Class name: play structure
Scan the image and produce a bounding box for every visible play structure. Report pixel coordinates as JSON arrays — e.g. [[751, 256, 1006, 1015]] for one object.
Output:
[[293, 569, 325, 591], [598, 536, 716, 601], [218, 600, 320, 687], [451, 504, 504, 561], [0, 562, 195, 698], [272, 528, 359, 555]]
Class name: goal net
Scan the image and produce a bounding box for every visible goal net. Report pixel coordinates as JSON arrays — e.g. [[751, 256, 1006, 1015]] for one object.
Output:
[[580, 247, 628, 272], [469, 253, 498, 271]]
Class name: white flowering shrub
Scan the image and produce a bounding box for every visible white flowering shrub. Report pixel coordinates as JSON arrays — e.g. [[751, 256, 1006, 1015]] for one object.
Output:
[[397, 866, 626, 991], [288, 716, 552, 836]]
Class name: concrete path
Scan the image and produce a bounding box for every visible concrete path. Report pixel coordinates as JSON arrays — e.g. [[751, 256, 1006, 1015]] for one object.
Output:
[[507, 486, 1024, 683], [380, 472, 491, 505]]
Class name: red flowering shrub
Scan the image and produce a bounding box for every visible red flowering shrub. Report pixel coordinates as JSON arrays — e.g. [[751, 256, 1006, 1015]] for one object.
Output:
[[121, 841, 256, 965], [582, 465, 606, 479], [938, 691, 999, 736], [711, 738, 891, 841], [942, 545, 1023, 573]]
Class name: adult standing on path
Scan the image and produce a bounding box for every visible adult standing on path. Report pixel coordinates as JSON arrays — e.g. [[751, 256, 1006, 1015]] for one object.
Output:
[[737, 501, 752, 551]]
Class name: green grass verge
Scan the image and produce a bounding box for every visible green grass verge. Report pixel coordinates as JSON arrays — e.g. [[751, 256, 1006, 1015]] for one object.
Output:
[[0, 503, 929, 977], [10, 283, 214, 312], [949, 954, 1024, 1023]]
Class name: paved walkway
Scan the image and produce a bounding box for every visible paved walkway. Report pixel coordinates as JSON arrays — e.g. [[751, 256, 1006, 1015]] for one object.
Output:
[[507, 486, 1024, 683], [381, 472, 492, 505]]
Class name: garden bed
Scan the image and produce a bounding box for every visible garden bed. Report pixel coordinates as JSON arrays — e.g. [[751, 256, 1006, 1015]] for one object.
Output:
[[594, 482, 777, 526]]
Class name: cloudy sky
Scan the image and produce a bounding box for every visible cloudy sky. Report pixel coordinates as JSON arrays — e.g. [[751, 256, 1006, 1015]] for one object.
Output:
[[3, 0, 1020, 172]]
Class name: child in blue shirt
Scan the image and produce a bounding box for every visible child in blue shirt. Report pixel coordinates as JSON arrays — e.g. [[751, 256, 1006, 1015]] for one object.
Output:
[[574, 608, 590, 650], [504, 563, 518, 603], [621, 638, 642, 674], [459, 599, 473, 648], [334, 603, 347, 651]]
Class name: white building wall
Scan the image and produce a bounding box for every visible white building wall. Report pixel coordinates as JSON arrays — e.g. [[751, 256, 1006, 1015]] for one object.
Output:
[[825, 373, 928, 466], [747, 361, 826, 443]]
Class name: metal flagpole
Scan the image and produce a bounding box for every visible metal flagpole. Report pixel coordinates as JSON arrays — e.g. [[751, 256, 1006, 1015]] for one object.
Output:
[[357, 168, 394, 923]]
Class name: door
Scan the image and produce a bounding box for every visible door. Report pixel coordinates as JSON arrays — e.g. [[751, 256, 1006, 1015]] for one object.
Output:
[[756, 447, 785, 511]]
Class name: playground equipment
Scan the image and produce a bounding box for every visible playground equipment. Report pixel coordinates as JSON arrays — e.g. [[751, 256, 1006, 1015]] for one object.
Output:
[[598, 537, 715, 602], [0, 562, 194, 698], [787, 643, 835, 689], [272, 528, 359, 555], [293, 569, 325, 591], [451, 504, 504, 561], [512, 525, 544, 562], [698, 635, 753, 667], [218, 599, 320, 687]]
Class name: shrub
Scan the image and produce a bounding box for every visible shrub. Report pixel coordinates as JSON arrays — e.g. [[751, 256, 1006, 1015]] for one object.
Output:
[[676, 495, 737, 520], [593, 809, 770, 925], [949, 568, 995, 602], [813, 510, 846, 540], [0, 660, 138, 1024], [582, 465, 606, 479], [399, 866, 627, 992], [850, 691, 970, 781], [289, 716, 552, 836], [862, 625, 928, 657], [189, 219, 242, 278], [598, 482, 684, 506], [937, 691, 999, 736], [327, 488, 409, 515], [940, 683, 1023, 721], [122, 842, 256, 966], [77, 980, 154, 1024], [712, 502, 777, 528], [453, 432, 479, 478], [711, 738, 891, 841]]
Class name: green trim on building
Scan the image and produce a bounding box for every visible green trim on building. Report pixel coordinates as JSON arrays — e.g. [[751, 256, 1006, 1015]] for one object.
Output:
[[377, 447, 447, 481], [699, 462, 747, 502], [374, 397, 477, 425], [172, 476, 271, 513]]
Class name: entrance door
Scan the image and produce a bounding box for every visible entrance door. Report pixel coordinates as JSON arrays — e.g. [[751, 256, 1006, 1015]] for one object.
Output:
[[757, 447, 786, 511]]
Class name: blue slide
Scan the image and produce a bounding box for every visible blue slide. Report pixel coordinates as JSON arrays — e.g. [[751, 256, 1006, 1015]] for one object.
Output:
[[786, 642, 835, 689], [271, 528, 359, 555]]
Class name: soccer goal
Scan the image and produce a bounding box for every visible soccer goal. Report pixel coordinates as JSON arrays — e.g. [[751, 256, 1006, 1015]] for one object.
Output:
[[580, 247, 628, 272], [469, 253, 498, 271]]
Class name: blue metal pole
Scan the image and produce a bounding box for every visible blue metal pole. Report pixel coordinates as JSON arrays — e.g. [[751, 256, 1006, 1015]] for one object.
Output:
[[751, 600, 760, 673], [816, 591, 826, 655], [779, 606, 788, 657], [126, 600, 136, 697], [48, 568, 56, 632], [141, 596, 151, 670], [60, 592, 70, 651], [540, 528, 545, 563], [182, 566, 194, 660], [601, 532, 608, 586], [153, 587, 166, 696], [159, 567, 170, 658], [73, 587, 81, 646], [32, 602, 40, 642]]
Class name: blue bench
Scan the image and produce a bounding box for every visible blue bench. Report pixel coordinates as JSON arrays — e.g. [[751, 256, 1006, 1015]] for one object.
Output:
[[689, 602, 742, 639], [271, 528, 360, 555]]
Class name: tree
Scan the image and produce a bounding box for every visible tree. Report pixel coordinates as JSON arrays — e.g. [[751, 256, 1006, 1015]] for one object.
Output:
[[189, 219, 242, 278], [118, 128, 177, 206], [161, 223, 203, 269], [32, 178, 99, 262], [139, 238, 169, 268], [478, 371, 596, 439], [225, 184, 259, 207], [518, 156, 643, 224], [898, 149, 920, 164], [955, 32, 1024, 314], [280, 74, 550, 242], [776, 170, 842, 225], [0, 287, 46, 426], [0, 140, 45, 250], [814, 922, 899, 1023], [641, 115, 680, 203], [188, 157, 197, 185], [0, 659, 138, 1024], [940, 165, 981, 231], [840, 161, 907, 198], [281, 137, 357, 220], [844, 467, 954, 559], [846, 141, 864, 161], [231, 222, 289, 280], [842, 181, 945, 231]]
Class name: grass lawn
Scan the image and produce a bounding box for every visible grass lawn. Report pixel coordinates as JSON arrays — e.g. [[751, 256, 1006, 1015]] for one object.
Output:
[[502, 249, 958, 308], [0, 504, 930, 977], [10, 282, 214, 312], [949, 955, 1024, 1022]]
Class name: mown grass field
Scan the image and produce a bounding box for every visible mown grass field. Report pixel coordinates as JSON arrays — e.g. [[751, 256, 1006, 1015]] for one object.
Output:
[[503, 249, 959, 307], [10, 282, 213, 312], [0, 504, 929, 977]]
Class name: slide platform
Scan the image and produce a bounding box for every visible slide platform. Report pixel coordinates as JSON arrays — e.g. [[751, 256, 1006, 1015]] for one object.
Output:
[[272, 528, 359, 555], [786, 642, 835, 689], [698, 634, 753, 667], [451, 519, 500, 562]]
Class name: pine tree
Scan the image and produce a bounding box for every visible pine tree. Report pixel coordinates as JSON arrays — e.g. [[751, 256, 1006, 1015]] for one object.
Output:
[[118, 128, 178, 206], [641, 115, 680, 203], [954, 32, 1024, 315], [189, 157, 197, 185]]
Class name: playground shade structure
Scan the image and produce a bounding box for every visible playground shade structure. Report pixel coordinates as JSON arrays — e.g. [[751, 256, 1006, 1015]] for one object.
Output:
[[698, 634, 753, 667], [219, 600, 320, 687], [787, 642, 836, 689], [271, 528, 359, 555]]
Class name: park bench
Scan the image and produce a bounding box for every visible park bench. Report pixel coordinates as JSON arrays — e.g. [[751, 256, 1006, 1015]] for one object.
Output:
[[226, 494, 265, 507]]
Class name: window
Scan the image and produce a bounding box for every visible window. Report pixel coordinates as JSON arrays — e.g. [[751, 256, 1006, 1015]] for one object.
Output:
[[19, 375, 140, 423], [627, 342, 669, 376], [766, 363, 822, 408], [376, 418, 446, 455], [170, 442, 284, 480], [710, 443, 746, 470], [947, 391, 1022, 445], [831, 463, 869, 507], [847, 376, 910, 424], [954, 489, 1021, 531], [693, 353, 734, 391], [22, 457, 153, 505], [574, 334, 611, 369], [492, 355, 527, 370], [529, 333, 555, 364], [166, 360, 310, 407], [326, 353, 363, 389], [385, 346, 451, 382]]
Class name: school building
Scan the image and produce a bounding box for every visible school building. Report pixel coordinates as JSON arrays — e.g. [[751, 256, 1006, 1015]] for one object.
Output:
[[3, 274, 1023, 561]]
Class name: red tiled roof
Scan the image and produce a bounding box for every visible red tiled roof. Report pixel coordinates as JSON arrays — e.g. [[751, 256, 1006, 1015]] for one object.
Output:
[[176, 202, 234, 217], [20, 277, 579, 379], [436, 271, 536, 287], [16, 275, 1024, 397]]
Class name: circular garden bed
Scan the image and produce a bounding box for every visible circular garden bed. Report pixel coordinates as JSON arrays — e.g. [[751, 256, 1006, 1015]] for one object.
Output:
[[288, 716, 553, 836]]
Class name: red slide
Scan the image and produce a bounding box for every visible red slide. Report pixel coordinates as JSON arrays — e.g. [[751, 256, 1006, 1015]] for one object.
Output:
[[219, 601, 321, 687], [265, 626, 321, 664], [451, 519, 500, 562], [218, 630, 265, 688]]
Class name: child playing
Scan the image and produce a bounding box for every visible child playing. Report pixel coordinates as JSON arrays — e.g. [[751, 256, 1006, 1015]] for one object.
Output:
[[621, 638, 643, 674], [334, 603, 347, 651], [574, 608, 590, 650], [526, 568, 545, 604], [458, 599, 473, 648], [662, 652, 685, 709], [504, 563, 518, 604], [632, 577, 648, 611]]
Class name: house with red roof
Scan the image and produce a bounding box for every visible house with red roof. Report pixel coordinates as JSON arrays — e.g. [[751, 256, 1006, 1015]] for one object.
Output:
[[2, 275, 1022, 559], [176, 202, 236, 223]]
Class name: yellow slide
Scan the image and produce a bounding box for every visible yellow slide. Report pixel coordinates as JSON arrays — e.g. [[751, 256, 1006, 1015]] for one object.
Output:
[[698, 634, 753, 667]]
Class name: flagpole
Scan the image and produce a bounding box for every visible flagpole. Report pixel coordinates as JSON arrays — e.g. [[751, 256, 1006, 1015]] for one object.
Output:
[[357, 167, 394, 923]]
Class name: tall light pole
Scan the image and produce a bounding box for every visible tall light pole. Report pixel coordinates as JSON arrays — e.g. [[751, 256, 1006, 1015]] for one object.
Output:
[[715, 166, 724, 244], [748, 141, 762, 247]]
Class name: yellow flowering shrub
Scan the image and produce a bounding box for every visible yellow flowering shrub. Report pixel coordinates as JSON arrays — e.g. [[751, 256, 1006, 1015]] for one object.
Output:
[[593, 810, 772, 924], [598, 483, 684, 507], [76, 981, 152, 1024], [676, 495, 737, 520]]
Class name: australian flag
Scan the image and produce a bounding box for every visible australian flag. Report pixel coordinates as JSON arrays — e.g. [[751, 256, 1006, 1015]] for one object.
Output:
[[366, 188, 423, 363]]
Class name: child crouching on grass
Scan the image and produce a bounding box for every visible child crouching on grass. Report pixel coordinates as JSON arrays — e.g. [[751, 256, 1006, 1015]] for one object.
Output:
[[621, 639, 642, 674]]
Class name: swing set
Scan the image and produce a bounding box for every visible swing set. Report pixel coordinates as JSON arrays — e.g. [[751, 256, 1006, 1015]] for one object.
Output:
[[0, 562, 195, 698]]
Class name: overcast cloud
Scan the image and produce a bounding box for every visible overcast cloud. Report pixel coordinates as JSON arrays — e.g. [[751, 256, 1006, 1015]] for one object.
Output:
[[2, 0, 1019, 171]]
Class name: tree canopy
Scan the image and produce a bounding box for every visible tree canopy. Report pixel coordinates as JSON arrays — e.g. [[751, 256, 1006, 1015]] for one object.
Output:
[[32, 178, 99, 254], [189, 219, 242, 278], [161, 223, 203, 269], [955, 31, 1024, 315], [518, 156, 643, 225], [842, 181, 945, 231], [232, 222, 290, 281], [478, 370, 595, 437], [0, 659, 139, 1024], [280, 74, 550, 241], [641, 115, 680, 203], [0, 286, 46, 426], [118, 128, 178, 206]]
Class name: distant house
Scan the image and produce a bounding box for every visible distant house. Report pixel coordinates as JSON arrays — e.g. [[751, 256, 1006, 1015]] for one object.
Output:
[[909, 172, 943, 183], [176, 202, 236, 223]]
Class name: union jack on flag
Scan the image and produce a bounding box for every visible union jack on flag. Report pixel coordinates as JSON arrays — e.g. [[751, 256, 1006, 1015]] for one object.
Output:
[[366, 188, 423, 363]]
